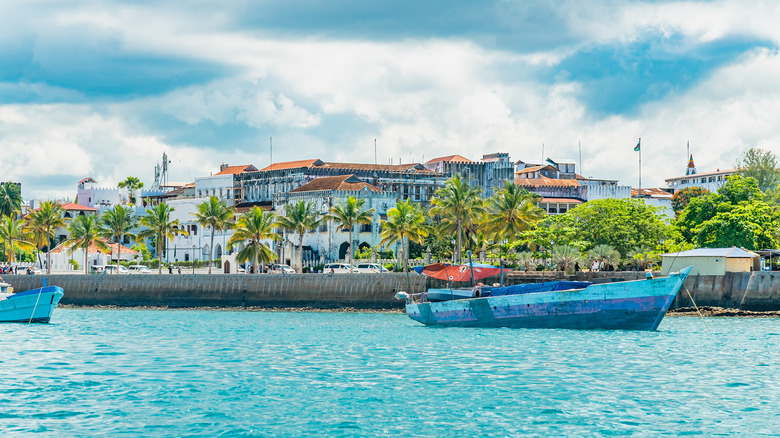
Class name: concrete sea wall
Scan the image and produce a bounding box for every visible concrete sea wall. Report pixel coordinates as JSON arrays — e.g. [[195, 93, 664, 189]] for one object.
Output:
[[5, 271, 780, 311], [4, 274, 427, 310]]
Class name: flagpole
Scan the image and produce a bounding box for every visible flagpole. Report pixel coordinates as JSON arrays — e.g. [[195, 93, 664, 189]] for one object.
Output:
[[638, 138, 642, 193]]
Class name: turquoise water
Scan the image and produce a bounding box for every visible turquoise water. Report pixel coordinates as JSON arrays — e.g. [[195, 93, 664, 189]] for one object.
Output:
[[1, 310, 779, 437]]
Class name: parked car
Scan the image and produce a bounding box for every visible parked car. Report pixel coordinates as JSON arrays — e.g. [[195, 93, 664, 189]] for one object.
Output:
[[128, 265, 152, 274], [356, 263, 389, 273], [268, 264, 295, 274], [322, 263, 364, 274], [90, 265, 105, 274], [104, 265, 130, 274]]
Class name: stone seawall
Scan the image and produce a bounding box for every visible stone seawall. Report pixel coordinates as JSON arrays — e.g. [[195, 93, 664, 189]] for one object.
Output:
[[5, 271, 779, 311], [4, 274, 427, 310]]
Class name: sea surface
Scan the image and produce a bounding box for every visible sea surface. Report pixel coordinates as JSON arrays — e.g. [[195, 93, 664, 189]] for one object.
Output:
[[1, 309, 779, 437]]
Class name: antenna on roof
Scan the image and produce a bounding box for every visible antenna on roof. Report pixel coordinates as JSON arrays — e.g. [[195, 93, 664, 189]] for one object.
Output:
[[374, 139, 377, 165], [541, 143, 544, 162], [270, 137, 273, 166], [578, 141, 582, 176]]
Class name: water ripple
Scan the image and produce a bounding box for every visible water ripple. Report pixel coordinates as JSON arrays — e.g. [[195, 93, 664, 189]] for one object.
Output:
[[1, 310, 779, 436]]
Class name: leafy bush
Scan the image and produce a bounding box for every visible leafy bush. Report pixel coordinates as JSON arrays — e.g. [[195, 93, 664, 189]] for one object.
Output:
[[68, 259, 79, 270]]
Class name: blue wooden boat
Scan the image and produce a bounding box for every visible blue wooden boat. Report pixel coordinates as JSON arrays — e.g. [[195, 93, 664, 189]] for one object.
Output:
[[398, 266, 692, 331], [0, 278, 64, 323]]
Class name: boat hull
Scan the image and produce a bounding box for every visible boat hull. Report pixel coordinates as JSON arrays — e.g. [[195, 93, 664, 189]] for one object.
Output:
[[406, 267, 691, 331], [0, 286, 65, 323]]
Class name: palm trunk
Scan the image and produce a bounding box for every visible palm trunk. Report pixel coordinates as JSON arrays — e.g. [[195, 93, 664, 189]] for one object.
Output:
[[208, 227, 215, 274], [46, 232, 52, 274], [298, 230, 304, 274], [348, 228, 353, 273], [117, 238, 121, 269], [84, 246, 88, 275], [456, 222, 462, 264], [254, 250, 259, 274], [158, 236, 163, 274]]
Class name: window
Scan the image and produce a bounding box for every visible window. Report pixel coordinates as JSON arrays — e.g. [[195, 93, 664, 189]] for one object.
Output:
[[360, 223, 371, 233], [192, 225, 197, 236]]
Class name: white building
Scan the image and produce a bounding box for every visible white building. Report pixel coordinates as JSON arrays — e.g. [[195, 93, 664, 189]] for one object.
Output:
[[664, 155, 737, 193], [272, 174, 398, 270], [632, 188, 675, 219]]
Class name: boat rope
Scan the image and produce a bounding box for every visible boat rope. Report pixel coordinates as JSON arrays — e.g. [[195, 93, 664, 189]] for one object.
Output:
[[29, 287, 44, 324], [685, 287, 710, 332]]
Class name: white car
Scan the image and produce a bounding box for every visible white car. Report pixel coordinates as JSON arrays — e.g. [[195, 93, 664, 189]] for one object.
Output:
[[322, 263, 364, 274], [128, 265, 152, 274], [105, 265, 130, 274], [356, 263, 388, 273], [269, 264, 295, 274]]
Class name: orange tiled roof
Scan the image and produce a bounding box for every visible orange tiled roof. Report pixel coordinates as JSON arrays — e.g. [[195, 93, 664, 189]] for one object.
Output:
[[50, 238, 139, 255], [215, 164, 258, 175], [425, 155, 473, 164], [289, 175, 381, 193], [515, 176, 580, 187], [260, 159, 323, 171], [59, 203, 97, 211], [540, 197, 583, 204]]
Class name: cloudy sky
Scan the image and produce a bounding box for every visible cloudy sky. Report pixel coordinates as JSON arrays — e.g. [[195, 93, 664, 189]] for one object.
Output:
[[2, 0, 779, 200]]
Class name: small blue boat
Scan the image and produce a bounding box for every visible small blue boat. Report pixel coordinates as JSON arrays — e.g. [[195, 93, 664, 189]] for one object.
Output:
[[0, 278, 64, 323], [399, 266, 692, 331]]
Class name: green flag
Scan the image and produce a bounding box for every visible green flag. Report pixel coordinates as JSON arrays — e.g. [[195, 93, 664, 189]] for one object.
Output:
[[634, 139, 640, 152]]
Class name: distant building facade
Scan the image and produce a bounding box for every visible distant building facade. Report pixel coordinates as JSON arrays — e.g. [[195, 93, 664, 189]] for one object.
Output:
[[664, 155, 737, 193]]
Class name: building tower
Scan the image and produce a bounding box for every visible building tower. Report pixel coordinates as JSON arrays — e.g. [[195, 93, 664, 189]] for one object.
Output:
[[685, 155, 697, 176]]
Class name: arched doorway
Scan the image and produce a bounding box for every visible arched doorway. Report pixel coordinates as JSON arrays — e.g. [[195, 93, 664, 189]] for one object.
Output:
[[223, 260, 231, 274], [215, 244, 223, 260], [338, 242, 350, 260]]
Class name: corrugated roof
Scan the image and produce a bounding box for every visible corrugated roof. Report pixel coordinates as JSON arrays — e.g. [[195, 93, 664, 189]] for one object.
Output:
[[515, 176, 580, 187], [632, 188, 673, 198], [289, 175, 381, 193], [323, 162, 430, 172], [215, 164, 258, 175], [661, 247, 757, 258]]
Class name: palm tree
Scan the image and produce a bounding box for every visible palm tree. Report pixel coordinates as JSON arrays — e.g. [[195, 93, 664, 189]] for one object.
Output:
[[64, 214, 109, 274], [26, 201, 66, 273], [551, 244, 581, 273], [192, 196, 235, 274], [100, 205, 138, 268], [430, 174, 485, 264], [587, 244, 620, 271], [328, 195, 375, 273], [484, 181, 545, 270], [138, 203, 188, 274], [380, 199, 428, 272], [0, 182, 22, 218], [227, 207, 277, 274], [0, 216, 34, 263], [276, 200, 322, 273]]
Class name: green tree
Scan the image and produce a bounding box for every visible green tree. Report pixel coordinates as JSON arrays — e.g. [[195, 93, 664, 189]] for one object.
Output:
[[735, 147, 780, 193], [562, 198, 667, 258], [138, 203, 188, 274], [26, 201, 66, 273], [275, 200, 322, 273], [675, 175, 780, 249], [430, 174, 485, 264], [192, 196, 235, 274], [0, 182, 22, 218], [118, 176, 145, 204], [64, 214, 109, 274], [227, 207, 277, 274], [380, 199, 428, 272], [100, 205, 138, 267], [0, 216, 34, 262], [327, 195, 375, 272], [671, 186, 709, 215]]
